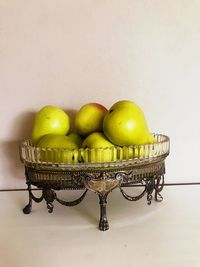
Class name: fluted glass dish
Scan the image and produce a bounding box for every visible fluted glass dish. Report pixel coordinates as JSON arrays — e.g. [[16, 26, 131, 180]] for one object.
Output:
[[19, 134, 170, 170]]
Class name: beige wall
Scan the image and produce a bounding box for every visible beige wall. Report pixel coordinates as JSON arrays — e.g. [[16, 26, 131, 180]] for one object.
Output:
[[1, 0, 200, 188]]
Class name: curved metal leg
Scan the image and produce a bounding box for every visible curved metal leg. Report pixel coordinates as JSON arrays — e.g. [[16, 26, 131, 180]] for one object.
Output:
[[43, 189, 55, 213], [83, 173, 122, 231], [146, 178, 155, 205], [98, 193, 109, 231], [23, 182, 32, 214], [154, 175, 164, 202]]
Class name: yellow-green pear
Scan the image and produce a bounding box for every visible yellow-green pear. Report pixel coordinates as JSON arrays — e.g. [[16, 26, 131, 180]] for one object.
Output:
[[36, 134, 79, 163], [122, 146, 147, 159], [32, 105, 70, 144], [117, 144, 156, 160], [103, 100, 156, 146], [67, 132, 84, 148], [81, 132, 116, 163]]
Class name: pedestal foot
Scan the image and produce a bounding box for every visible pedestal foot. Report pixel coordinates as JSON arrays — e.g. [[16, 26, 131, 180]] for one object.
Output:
[[146, 179, 155, 205], [23, 181, 32, 214], [43, 189, 55, 213], [23, 202, 32, 214], [155, 192, 163, 202], [99, 218, 109, 231], [47, 202, 54, 213], [98, 194, 109, 231], [154, 175, 164, 202], [147, 194, 153, 205]]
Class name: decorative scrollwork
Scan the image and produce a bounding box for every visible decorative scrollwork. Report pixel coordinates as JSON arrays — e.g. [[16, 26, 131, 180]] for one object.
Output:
[[154, 175, 164, 202], [47, 202, 54, 213], [83, 171, 112, 182], [82, 171, 122, 195], [30, 191, 44, 203], [83, 173, 96, 182], [23, 159, 167, 231], [71, 173, 85, 187], [42, 189, 55, 213], [145, 178, 155, 205], [120, 186, 146, 201], [118, 171, 142, 184], [84, 178, 120, 195], [115, 172, 125, 181], [43, 188, 55, 203], [55, 189, 88, 206], [147, 194, 153, 205]]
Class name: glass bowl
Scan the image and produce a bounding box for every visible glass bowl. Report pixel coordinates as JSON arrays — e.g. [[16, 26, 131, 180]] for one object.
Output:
[[19, 134, 170, 170]]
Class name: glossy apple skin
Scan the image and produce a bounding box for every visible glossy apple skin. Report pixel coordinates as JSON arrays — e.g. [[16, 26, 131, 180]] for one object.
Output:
[[32, 105, 70, 144], [75, 103, 107, 137], [36, 134, 79, 163], [81, 132, 116, 163], [103, 100, 156, 146]]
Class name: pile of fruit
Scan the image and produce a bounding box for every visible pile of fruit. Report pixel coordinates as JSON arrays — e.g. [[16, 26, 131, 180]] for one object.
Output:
[[31, 100, 156, 163]]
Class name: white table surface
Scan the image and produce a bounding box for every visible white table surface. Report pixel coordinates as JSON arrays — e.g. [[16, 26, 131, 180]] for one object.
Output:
[[0, 186, 200, 267]]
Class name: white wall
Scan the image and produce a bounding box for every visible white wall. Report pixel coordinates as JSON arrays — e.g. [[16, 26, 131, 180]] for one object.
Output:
[[1, 0, 200, 189]]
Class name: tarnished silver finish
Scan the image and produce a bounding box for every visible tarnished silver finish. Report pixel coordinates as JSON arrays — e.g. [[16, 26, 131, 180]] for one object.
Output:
[[20, 134, 170, 231], [22, 160, 167, 230]]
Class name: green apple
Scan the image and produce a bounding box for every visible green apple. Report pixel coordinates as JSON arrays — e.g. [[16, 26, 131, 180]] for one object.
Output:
[[81, 132, 116, 163], [36, 134, 79, 163], [103, 100, 156, 146], [67, 132, 84, 148], [32, 105, 70, 144], [74, 103, 107, 137]]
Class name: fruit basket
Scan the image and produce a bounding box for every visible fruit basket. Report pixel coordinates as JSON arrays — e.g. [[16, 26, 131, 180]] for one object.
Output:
[[19, 133, 170, 231]]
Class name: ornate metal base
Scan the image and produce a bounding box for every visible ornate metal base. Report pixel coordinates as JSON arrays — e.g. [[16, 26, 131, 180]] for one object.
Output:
[[23, 161, 165, 231], [23, 185, 88, 214]]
